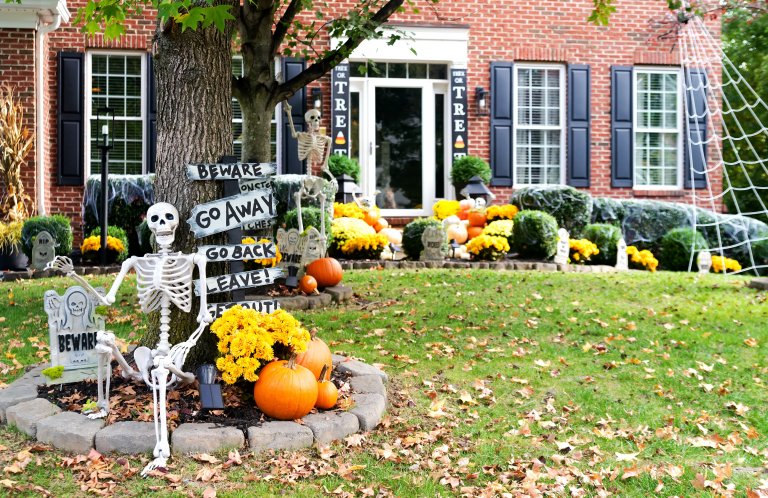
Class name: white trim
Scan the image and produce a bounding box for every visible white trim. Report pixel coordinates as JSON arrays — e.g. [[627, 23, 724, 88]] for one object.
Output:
[[0, 0, 69, 28], [512, 63, 567, 188], [632, 66, 683, 190]]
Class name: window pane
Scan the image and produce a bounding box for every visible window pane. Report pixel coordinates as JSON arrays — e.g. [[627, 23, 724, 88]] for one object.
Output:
[[350, 61, 366, 77], [428, 64, 447, 80], [434, 93, 444, 198], [387, 63, 406, 78], [409, 63, 427, 79]]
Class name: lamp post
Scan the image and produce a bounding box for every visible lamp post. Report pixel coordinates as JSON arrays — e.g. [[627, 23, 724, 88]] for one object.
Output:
[[460, 175, 496, 206], [96, 108, 114, 266], [475, 87, 489, 116]]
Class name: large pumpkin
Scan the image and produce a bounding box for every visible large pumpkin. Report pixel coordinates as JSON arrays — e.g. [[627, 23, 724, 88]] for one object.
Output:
[[296, 330, 333, 380], [315, 365, 338, 410], [254, 356, 318, 420], [467, 226, 484, 240], [468, 211, 487, 228], [305, 257, 343, 287], [446, 223, 468, 244]]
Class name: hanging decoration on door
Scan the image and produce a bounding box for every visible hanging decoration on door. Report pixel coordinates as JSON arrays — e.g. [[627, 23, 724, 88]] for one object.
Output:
[[451, 68, 468, 161], [331, 62, 350, 157]]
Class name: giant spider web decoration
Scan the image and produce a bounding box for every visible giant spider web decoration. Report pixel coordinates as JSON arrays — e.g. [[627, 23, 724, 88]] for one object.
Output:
[[678, 14, 768, 274]]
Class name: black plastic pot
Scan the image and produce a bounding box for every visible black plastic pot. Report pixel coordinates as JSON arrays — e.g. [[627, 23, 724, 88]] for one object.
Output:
[[0, 245, 28, 271]]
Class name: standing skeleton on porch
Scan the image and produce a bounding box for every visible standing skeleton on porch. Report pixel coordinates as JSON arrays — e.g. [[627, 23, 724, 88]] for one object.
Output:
[[284, 103, 333, 249], [47, 202, 212, 477]]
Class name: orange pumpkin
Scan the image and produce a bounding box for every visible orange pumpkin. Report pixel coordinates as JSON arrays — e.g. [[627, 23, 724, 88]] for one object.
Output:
[[467, 226, 484, 240], [457, 210, 469, 221], [364, 209, 380, 227], [459, 199, 474, 211], [315, 364, 338, 410], [299, 275, 318, 294], [446, 223, 468, 244], [468, 211, 487, 228], [374, 218, 389, 232], [295, 330, 333, 379], [254, 356, 318, 420], [305, 257, 343, 287]]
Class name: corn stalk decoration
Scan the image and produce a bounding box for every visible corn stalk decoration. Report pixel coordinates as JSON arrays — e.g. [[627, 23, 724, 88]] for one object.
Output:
[[0, 86, 34, 222]]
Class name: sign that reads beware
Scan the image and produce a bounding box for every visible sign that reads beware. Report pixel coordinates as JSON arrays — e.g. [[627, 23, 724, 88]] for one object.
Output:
[[198, 242, 277, 263], [194, 267, 283, 296], [186, 162, 277, 181], [208, 299, 281, 319], [187, 188, 276, 238]]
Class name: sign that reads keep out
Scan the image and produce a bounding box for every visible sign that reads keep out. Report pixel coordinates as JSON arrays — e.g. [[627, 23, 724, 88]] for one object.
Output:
[[187, 188, 276, 238], [208, 299, 280, 319]]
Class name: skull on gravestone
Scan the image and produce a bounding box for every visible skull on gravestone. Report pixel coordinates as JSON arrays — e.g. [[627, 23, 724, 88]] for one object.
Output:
[[66, 289, 88, 317], [146, 202, 179, 249], [305, 109, 321, 132]]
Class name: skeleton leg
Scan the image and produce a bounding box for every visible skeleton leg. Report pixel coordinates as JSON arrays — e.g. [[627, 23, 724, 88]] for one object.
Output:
[[318, 192, 328, 255], [141, 363, 171, 477], [85, 342, 112, 419], [293, 190, 305, 233]]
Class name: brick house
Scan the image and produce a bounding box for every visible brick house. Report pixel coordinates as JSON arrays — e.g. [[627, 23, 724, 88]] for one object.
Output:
[[0, 0, 721, 241]]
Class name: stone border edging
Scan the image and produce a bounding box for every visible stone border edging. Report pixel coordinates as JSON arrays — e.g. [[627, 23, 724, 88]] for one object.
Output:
[[340, 259, 621, 273], [0, 354, 387, 457]]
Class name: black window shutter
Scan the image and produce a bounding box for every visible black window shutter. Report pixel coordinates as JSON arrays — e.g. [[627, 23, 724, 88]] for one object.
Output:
[[611, 66, 634, 187], [57, 51, 85, 186], [146, 53, 157, 173], [282, 57, 306, 175], [567, 64, 591, 187], [490, 62, 513, 187], [684, 68, 708, 189]]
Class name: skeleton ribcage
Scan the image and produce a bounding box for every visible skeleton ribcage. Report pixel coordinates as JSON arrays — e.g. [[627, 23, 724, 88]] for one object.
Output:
[[298, 134, 325, 163], [134, 255, 194, 313]]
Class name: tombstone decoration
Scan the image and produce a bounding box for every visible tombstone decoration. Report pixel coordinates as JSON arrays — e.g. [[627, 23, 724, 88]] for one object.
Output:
[[276, 228, 306, 287], [300, 227, 324, 271], [43, 286, 108, 384], [420, 226, 448, 261], [554, 228, 570, 265], [616, 238, 629, 271], [697, 250, 712, 274], [31, 230, 56, 270], [47, 202, 213, 477]]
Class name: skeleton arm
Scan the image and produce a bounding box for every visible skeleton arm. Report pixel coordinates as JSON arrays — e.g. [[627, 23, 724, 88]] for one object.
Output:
[[321, 136, 333, 170], [283, 102, 299, 139], [193, 253, 213, 324], [103, 257, 137, 305], [46, 256, 132, 306]]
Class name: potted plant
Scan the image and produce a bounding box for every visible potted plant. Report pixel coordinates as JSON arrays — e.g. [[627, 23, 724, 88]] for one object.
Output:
[[450, 156, 491, 199], [328, 154, 361, 183], [0, 220, 26, 270]]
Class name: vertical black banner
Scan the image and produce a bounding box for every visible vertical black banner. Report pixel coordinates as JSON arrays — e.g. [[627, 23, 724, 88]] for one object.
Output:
[[451, 68, 468, 161], [331, 62, 350, 156]]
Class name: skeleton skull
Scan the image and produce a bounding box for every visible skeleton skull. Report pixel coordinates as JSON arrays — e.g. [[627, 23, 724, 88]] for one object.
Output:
[[147, 202, 179, 249], [67, 291, 87, 317], [305, 109, 321, 132]]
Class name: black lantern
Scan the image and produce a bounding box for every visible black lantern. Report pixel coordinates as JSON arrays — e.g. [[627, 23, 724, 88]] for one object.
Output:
[[312, 88, 323, 109], [388, 242, 401, 260], [460, 175, 495, 205], [335, 173, 361, 203], [196, 364, 225, 410], [475, 87, 489, 116], [449, 239, 461, 259], [285, 265, 299, 288], [95, 107, 114, 266]]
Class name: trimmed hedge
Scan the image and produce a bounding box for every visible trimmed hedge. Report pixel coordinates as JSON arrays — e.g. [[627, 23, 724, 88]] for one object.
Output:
[[21, 215, 73, 258], [511, 210, 559, 260], [660, 227, 709, 271], [402, 218, 443, 259], [590, 197, 625, 227], [583, 223, 622, 265], [510, 186, 592, 237]]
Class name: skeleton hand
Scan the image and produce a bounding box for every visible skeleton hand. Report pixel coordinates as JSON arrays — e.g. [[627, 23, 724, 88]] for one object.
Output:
[[46, 256, 75, 274]]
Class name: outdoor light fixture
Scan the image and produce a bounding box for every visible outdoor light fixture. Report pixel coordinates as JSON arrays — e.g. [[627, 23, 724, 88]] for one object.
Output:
[[388, 242, 401, 260], [475, 87, 488, 116], [196, 364, 225, 410], [460, 175, 496, 206], [312, 88, 323, 109], [335, 173, 361, 203], [449, 239, 461, 259], [95, 107, 115, 266], [285, 265, 299, 288]]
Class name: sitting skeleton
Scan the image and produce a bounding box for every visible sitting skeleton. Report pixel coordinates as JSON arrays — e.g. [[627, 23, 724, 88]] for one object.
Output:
[[47, 202, 211, 477]]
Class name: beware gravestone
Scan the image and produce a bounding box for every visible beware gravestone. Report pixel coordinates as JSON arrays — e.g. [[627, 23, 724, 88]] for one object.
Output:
[[697, 250, 712, 274], [31, 231, 56, 271], [43, 286, 108, 384], [554, 228, 570, 265], [420, 226, 447, 261], [616, 238, 628, 271]]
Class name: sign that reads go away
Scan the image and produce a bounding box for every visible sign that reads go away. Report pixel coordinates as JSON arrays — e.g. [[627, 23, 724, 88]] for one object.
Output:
[[187, 188, 276, 238], [194, 267, 283, 296], [208, 299, 281, 319], [186, 162, 277, 181], [198, 242, 277, 263]]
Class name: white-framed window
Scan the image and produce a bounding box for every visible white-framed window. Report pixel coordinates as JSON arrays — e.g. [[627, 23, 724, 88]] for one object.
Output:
[[86, 52, 146, 175], [633, 67, 683, 188], [513, 64, 566, 186], [232, 56, 279, 163]]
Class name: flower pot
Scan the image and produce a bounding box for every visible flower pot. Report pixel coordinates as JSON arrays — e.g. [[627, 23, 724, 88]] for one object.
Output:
[[0, 244, 28, 271]]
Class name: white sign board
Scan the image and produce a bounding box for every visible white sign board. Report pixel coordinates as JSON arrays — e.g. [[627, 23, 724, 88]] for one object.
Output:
[[194, 267, 283, 296], [208, 299, 281, 319], [616, 238, 628, 271], [697, 250, 712, 274], [186, 162, 276, 180], [239, 178, 272, 193], [554, 228, 570, 265], [198, 243, 276, 263], [187, 188, 276, 238]]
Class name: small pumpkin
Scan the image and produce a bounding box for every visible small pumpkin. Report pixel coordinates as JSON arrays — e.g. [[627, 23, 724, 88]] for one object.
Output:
[[374, 218, 389, 232], [468, 211, 487, 228], [253, 355, 318, 420], [467, 226, 484, 240], [446, 223, 468, 244], [305, 257, 343, 287], [299, 275, 318, 294], [295, 330, 333, 379], [315, 364, 338, 410], [379, 228, 402, 245], [364, 209, 380, 227]]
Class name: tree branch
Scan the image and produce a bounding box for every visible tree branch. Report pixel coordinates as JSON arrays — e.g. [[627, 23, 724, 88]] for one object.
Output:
[[271, 0, 304, 57]]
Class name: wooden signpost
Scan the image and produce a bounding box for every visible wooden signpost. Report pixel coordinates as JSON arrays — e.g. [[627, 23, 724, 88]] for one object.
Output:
[[187, 189, 276, 238], [186, 162, 276, 180], [208, 299, 281, 319], [198, 242, 276, 262], [194, 267, 283, 296]]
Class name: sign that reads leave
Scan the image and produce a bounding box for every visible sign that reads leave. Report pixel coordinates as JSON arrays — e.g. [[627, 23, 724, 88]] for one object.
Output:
[[186, 162, 277, 181], [187, 188, 276, 238], [208, 299, 280, 319], [451, 68, 468, 160], [194, 267, 283, 296], [198, 242, 277, 263]]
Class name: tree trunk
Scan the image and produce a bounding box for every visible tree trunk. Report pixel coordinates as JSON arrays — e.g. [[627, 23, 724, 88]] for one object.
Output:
[[240, 96, 274, 162], [142, 17, 234, 367]]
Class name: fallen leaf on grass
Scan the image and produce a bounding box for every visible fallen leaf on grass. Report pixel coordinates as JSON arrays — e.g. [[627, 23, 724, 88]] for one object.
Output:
[[203, 486, 217, 498], [615, 452, 638, 462], [744, 337, 758, 347], [193, 453, 221, 464]]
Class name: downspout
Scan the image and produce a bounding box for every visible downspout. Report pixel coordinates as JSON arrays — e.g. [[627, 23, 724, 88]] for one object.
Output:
[[35, 13, 62, 215]]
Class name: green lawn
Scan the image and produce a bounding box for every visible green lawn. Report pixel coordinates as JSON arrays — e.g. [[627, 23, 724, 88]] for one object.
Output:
[[0, 269, 766, 496]]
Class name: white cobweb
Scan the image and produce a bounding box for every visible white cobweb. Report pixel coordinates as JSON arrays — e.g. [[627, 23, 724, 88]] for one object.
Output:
[[678, 15, 768, 274]]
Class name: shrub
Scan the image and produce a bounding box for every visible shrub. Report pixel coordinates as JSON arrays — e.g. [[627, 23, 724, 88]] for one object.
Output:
[[402, 218, 443, 259], [328, 155, 361, 183], [620, 200, 693, 253], [511, 210, 559, 260], [466, 235, 510, 261], [660, 227, 709, 271], [569, 239, 600, 264], [450, 156, 491, 189], [627, 246, 659, 272], [136, 219, 153, 254], [590, 197, 625, 226], [510, 186, 592, 237], [583, 223, 622, 265], [88, 226, 130, 262], [752, 237, 768, 269], [21, 215, 72, 258], [284, 206, 332, 245]]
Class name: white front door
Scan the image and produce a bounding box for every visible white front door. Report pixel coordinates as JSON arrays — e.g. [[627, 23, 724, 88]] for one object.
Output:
[[350, 78, 449, 216]]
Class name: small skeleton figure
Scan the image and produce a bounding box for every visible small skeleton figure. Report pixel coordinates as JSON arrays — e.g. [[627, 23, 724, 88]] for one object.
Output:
[[47, 202, 211, 477]]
